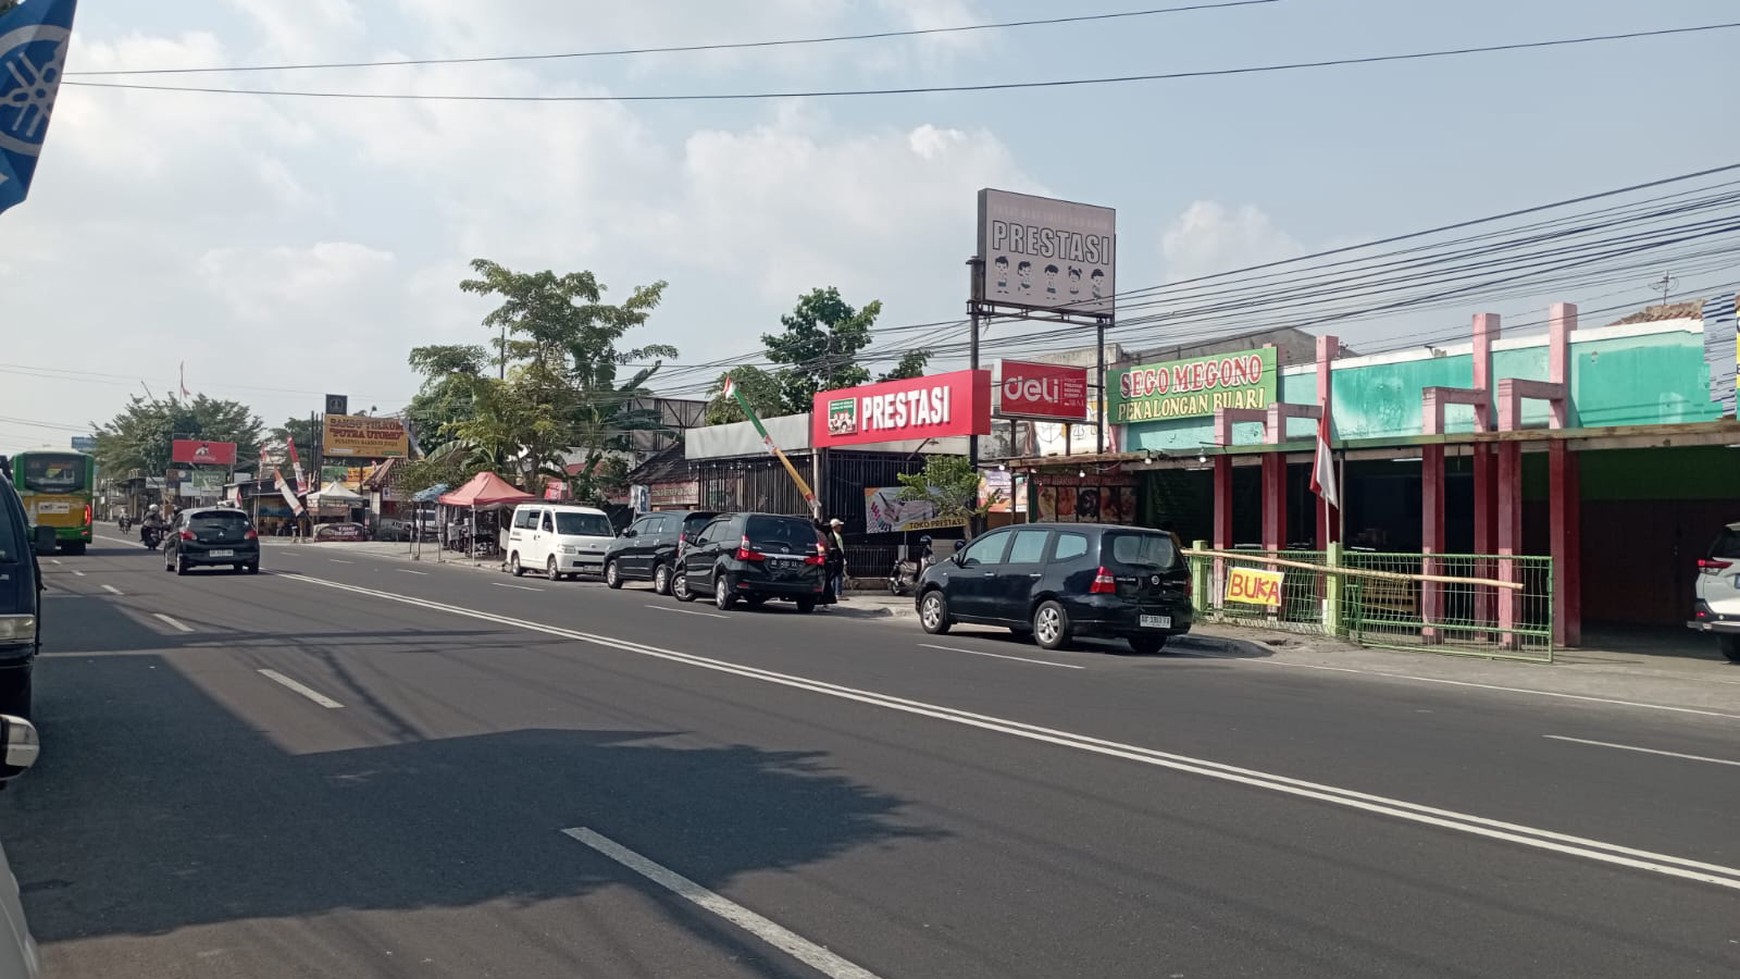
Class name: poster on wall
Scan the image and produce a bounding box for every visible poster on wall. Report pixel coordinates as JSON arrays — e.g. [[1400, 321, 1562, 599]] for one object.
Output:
[[1033, 475, 1137, 525], [864, 487, 962, 534]]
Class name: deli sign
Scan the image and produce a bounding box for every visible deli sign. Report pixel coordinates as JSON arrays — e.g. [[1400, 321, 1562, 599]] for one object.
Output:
[[998, 360, 1089, 421], [812, 369, 992, 449], [171, 439, 238, 466]]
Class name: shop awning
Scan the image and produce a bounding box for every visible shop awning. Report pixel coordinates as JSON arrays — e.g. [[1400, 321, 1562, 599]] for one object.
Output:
[[437, 471, 537, 509]]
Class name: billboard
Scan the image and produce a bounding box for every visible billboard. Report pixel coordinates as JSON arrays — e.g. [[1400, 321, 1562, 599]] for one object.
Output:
[[321, 413, 409, 458], [863, 487, 961, 534], [977, 189, 1115, 315], [69, 435, 97, 452], [812, 370, 992, 449], [998, 360, 1089, 421], [171, 439, 238, 466], [1107, 347, 1277, 424]]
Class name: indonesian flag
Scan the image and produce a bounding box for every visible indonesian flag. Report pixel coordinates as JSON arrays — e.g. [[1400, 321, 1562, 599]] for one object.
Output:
[[1309, 402, 1339, 511], [275, 467, 304, 516]]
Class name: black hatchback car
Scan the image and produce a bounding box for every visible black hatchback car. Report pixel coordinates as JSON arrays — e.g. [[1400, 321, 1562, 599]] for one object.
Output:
[[164, 506, 261, 575], [915, 522, 1192, 654], [603, 509, 719, 595], [673, 512, 828, 613]]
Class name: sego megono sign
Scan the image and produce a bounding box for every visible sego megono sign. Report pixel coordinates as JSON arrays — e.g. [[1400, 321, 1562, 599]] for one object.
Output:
[[1108, 347, 1277, 424]]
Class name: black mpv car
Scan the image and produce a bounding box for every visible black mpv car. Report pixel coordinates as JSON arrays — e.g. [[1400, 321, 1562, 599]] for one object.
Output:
[[604, 509, 719, 595], [164, 507, 262, 575], [914, 522, 1192, 654], [673, 512, 828, 613]]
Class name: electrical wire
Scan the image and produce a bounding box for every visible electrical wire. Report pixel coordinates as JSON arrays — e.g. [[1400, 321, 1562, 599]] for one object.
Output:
[[66, 2, 1280, 76], [62, 22, 1740, 103]]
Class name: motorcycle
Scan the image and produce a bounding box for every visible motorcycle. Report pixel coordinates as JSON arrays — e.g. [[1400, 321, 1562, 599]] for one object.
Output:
[[141, 525, 162, 551], [887, 547, 935, 597]]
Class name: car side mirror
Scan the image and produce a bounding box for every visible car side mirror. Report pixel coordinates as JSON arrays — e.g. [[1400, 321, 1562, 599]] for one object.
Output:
[[32, 525, 56, 557], [0, 714, 40, 782], [621, 528, 637, 538]]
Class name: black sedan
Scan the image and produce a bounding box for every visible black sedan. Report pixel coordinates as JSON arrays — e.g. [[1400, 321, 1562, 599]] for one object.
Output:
[[164, 507, 261, 575]]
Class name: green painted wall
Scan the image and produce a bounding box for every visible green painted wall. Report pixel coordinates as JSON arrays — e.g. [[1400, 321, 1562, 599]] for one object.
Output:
[[1122, 328, 1719, 450]]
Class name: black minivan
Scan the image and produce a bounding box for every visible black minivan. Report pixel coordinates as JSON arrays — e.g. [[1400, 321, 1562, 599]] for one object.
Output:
[[673, 512, 828, 613], [914, 522, 1192, 654], [0, 460, 53, 718], [603, 509, 719, 595]]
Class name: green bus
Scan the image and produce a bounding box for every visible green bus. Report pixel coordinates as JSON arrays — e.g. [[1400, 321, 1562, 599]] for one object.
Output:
[[11, 450, 94, 554]]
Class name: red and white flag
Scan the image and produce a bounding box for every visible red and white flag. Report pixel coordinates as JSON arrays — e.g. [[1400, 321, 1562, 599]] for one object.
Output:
[[179, 362, 192, 399], [275, 467, 304, 516], [286, 437, 309, 495], [1309, 402, 1339, 511]]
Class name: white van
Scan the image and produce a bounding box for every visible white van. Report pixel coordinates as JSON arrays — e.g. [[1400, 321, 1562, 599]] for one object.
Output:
[[506, 504, 616, 580]]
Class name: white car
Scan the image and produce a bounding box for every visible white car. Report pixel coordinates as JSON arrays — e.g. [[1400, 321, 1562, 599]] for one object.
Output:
[[1687, 521, 1740, 663], [0, 713, 44, 979], [504, 504, 616, 580]]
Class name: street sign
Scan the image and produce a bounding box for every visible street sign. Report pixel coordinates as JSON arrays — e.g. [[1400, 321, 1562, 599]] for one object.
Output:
[[325, 393, 349, 416]]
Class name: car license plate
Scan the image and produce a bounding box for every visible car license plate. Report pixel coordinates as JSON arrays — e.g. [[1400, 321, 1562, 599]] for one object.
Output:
[[1139, 614, 1171, 629], [209, 549, 234, 558], [37, 502, 70, 515]]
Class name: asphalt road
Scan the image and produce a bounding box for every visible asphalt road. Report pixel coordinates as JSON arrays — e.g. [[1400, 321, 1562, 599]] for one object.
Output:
[[1, 535, 1736, 978]]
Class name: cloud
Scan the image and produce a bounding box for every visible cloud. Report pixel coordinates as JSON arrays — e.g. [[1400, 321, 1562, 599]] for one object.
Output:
[[1160, 201, 1304, 283]]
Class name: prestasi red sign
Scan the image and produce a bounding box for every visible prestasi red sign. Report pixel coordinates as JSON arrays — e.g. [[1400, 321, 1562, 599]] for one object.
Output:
[[997, 360, 1089, 421], [172, 439, 239, 466], [812, 369, 992, 449]]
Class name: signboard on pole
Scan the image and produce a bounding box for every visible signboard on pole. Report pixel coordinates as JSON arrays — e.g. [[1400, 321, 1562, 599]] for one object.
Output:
[[812, 370, 992, 449], [321, 414, 409, 458], [1107, 347, 1278, 424], [977, 190, 1116, 315], [171, 439, 239, 466], [997, 360, 1089, 421], [69, 435, 97, 452]]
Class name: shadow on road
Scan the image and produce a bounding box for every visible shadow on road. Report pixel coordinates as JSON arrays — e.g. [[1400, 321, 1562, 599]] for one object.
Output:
[[0, 650, 946, 945]]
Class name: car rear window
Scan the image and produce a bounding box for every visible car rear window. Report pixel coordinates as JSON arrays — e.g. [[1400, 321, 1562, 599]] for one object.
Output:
[[744, 515, 822, 550], [683, 513, 719, 535], [1105, 530, 1178, 569], [1711, 528, 1740, 559], [190, 511, 251, 534], [555, 513, 612, 536]]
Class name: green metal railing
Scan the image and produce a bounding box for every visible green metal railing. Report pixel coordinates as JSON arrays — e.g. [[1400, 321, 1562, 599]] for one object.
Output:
[[1187, 543, 1555, 662]]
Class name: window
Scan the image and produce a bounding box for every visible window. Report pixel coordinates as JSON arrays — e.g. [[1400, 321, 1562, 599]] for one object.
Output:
[[1005, 529, 1050, 564], [555, 512, 613, 536], [19, 454, 88, 495], [959, 531, 1010, 567], [1051, 532, 1090, 564], [514, 508, 537, 530], [0, 489, 20, 564], [694, 518, 724, 546], [1710, 527, 1740, 559], [682, 512, 718, 537], [1107, 531, 1178, 569], [645, 514, 674, 535], [541, 512, 555, 533], [189, 510, 251, 534], [744, 515, 825, 551]]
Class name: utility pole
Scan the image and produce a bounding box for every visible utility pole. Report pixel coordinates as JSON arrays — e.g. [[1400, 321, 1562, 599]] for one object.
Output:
[[1649, 271, 1678, 308]]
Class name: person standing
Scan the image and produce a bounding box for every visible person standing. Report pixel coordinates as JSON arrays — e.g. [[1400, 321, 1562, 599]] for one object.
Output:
[[826, 517, 848, 602]]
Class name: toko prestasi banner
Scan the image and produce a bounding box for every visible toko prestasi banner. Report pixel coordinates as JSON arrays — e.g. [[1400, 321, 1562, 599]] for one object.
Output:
[[0, 0, 78, 217]]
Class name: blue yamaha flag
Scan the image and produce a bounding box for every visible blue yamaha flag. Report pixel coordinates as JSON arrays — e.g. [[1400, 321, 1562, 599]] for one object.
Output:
[[0, 0, 78, 216]]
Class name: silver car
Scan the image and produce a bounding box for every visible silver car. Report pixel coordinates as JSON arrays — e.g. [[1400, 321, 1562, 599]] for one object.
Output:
[[1687, 521, 1740, 663], [0, 714, 43, 979]]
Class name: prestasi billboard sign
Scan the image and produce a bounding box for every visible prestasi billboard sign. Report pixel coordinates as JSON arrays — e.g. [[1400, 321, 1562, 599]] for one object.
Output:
[[977, 189, 1115, 316], [812, 370, 992, 449]]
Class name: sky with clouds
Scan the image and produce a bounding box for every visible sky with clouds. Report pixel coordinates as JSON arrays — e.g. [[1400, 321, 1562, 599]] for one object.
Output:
[[1, 0, 1735, 453]]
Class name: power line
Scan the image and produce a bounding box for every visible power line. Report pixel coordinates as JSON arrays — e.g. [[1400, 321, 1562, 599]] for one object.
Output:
[[63, 22, 1740, 103], [66, 2, 1279, 77]]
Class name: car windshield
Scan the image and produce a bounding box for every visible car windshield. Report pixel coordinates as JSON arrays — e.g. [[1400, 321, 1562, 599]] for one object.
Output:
[[1106, 531, 1178, 569], [191, 511, 251, 534], [745, 515, 822, 550], [556, 513, 613, 537]]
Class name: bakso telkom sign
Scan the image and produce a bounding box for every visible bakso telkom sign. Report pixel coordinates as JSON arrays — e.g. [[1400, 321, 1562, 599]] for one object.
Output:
[[812, 370, 992, 449]]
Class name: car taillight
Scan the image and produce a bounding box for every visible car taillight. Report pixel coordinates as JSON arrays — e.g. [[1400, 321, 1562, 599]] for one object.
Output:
[[179, 530, 196, 541], [244, 529, 259, 540], [1089, 566, 1118, 594], [1698, 558, 1733, 574], [83, 504, 92, 525], [804, 540, 828, 566], [735, 536, 766, 562]]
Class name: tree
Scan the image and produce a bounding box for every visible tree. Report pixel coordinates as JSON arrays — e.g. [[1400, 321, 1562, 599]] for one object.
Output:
[[878, 349, 932, 383], [92, 395, 265, 478], [762, 287, 882, 414], [268, 417, 321, 456], [895, 455, 1001, 526], [704, 366, 786, 425], [404, 344, 489, 455]]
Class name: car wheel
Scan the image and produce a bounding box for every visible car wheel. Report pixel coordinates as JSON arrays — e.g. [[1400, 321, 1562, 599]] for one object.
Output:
[[918, 590, 952, 635], [547, 556, 561, 581], [714, 574, 736, 611], [509, 552, 524, 577], [795, 597, 817, 614], [175, 556, 189, 576], [673, 570, 696, 602], [1127, 635, 1167, 656], [163, 554, 174, 573], [605, 560, 624, 589], [1032, 600, 1072, 650], [1720, 635, 1740, 664], [652, 563, 671, 596]]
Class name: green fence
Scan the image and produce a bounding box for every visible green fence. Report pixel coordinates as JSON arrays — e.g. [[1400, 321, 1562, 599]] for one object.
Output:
[[1188, 543, 1555, 662]]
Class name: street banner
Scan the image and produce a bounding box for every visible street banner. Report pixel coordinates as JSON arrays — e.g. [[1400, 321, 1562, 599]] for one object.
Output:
[[286, 436, 308, 495], [172, 439, 238, 466], [723, 376, 817, 517], [1225, 567, 1284, 608], [0, 0, 78, 217], [274, 468, 304, 516], [321, 413, 409, 458], [863, 487, 960, 534]]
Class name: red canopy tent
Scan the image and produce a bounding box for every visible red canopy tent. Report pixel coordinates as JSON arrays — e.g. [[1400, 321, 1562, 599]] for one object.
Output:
[[437, 472, 536, 509]]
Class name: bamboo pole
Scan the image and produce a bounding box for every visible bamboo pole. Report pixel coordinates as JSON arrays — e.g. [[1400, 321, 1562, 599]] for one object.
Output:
[[1184, 548, 1525, 591]]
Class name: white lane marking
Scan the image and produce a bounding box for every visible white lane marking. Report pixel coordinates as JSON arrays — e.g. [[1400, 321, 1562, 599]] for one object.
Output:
[[329, 559, 355, 565], [399, 569, 430, 576], [278, 574, 1740, 892], [152, 613, 196, 634], [49, 558, 62, 566], [919, 642, 1085, 670], [563, 828, 882, 979], [101, 584, 123, 596], [493, 582, 543, 592], [257, 669, 344, 709], [646, 604, 728, 620], [71, 570, 85, 577], [1544, 735, 1740, 768], [95, 534, 136, 547]]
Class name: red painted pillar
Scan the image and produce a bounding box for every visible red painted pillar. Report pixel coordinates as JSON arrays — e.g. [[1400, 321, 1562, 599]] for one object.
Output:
[[1261, 454, 1286, 552], [1549, 442, 1581, 647], [1471, 313, 1500, 631], [1421, 444, 1446, 640], [1495, 381, 1523, 648], [1213, 455, 1234, 549]]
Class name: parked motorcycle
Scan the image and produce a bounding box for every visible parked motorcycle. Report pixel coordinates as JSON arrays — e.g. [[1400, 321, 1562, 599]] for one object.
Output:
[[887, 539, 936, 596]]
